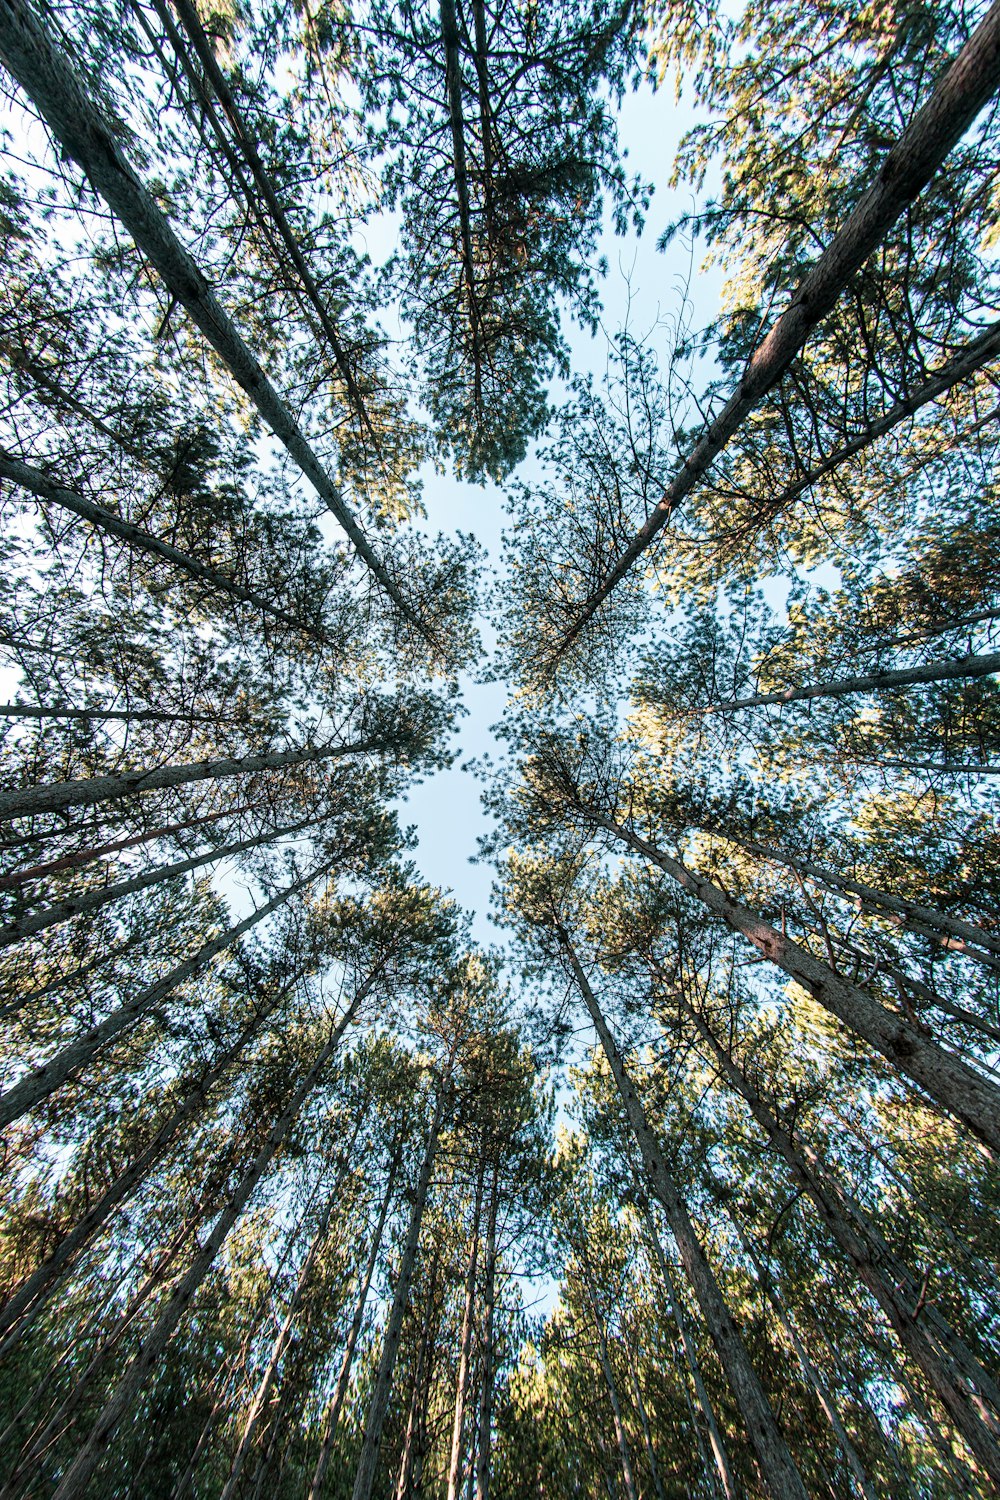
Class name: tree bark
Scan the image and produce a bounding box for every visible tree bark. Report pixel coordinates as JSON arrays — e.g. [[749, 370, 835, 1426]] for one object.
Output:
[[0, 733, 384, 822], [591, 810, 1000, 1155], [558, 930, 808, 1500], [0, 0, 429, 639], [439, 0, 483, 400], [0, 964, 307, 1353], [552, 2, 1000, 655], [474, 1161, 499, 1500], [578, 1251, 639, 1500], [692, 650, 1000, 717], [307, 1139, 403, 1500], [0, 813, 321, 947], [350, 1085, 447, 1500], [685, 1001, 1000, 1486], [447, 1156, 485, 1500], [47, 983, 365, 1500], [0, 860, 328, 1129], [0, 451, 324, 640]]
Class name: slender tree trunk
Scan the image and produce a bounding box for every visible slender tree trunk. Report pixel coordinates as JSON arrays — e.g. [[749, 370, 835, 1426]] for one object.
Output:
[[717, 829, 1000, 964], [0, 802, 257, 890], [578, 1253, 639, 1500], [692, 650, 1000, 717], [48, 985, 365, 1500], [0, 812, 321, 947], [395, 1249, 441, 1500], [154, 0, 373, 437], [307, 1139, 403, 1500], [474, 1162, 499, 1500], [0, 859, 328, 1129], [640, 1202, 741, 1500], [558, 930, 808, 1500], [623, 1326, 667, 1500], [591, 810, 1000, 1154], [0, 964, 307, 1353], [351, 1085, 447, 1500], [0, 702, 221, 724], [0, 733, 385, 823], [0, 3, 428, 637], [685, 1001, 1000, 1486], [552, 2, 1000, 654], [0, 451, 323, 640], [447, 1156, 485, 1500], [439, 0, 483, 400]]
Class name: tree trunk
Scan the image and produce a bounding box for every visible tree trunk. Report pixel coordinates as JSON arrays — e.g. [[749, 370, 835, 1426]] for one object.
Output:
[[351, 1085, 447, 1500], [0, 859, 328, 1129], [447, 1156, 485, 1500], [693, 650, 1000, 717], [0, 812, 321, 947], [0, 963, 307, 1353], [307, 1138, 403, 1500], [0, 702, 221, 724], [578, 1252, 639, 1500], [0, 2, 428, 637], [558, 930, 808, 1500], [592, 810, 1000, 1155], [684, 1001, 1000, 1486], [640, 1202, 742, 1500], [623, 1325, 667, 1500], [395, 1249, 442, 1500], [439, 0, 483, 403], [552, 2, 1000, 654], [474, 1162, 499, 1500], [0, 733, 385, 823], [47, 983, 365, 1500], [0, 451, 324, 640]]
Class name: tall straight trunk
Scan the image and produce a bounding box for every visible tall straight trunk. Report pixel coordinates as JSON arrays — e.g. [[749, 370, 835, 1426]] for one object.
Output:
[[218, 1145, 361, 1500], [154, 0, 373, 437], [439, 0, 483, 399], [0, 813, 321, 947], [0, 734, 385, 823], [685, 1002, 1000, 1486], [715, 829, 1000, 965], [0, 3, 428, 637], [395, 1249, 442, 1500], [623, 1327, 667, 1500], [726, 1216, 878, 1500], [692, 649, 1000, 717], [558, 931, 808, 1500], [640, 1203, 741, 1500], [0, 452, 323, 640], [856, 756, 1000, 776], [731, 319, 1000, 522], [474, 1162, 499, 1500], [470, 0, 494, 232], [0, 802, 257, 891], [447, 1157, 486, 1500], [552, 2, 1000, 655], [0, 965, 307, 1353], [351, 1086, 447, 1500], [48, 985, 365, 1500], [307, 1140, 402, 1500], [590, 810, 1000, 1154], [578, 1253, 639, 1500], [0, 860, 328, 1130], [0, 702, 221, 724]]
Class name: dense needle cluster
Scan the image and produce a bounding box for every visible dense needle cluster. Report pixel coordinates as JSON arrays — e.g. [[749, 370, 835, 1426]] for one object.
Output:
[[0, 0, 999, 1495]]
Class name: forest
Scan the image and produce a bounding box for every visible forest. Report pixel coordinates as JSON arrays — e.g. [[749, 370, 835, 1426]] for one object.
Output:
[[0, 0, 998, 1495]]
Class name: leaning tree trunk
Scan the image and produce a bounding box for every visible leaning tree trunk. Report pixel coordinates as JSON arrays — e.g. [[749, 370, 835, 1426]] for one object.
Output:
[[640, 1201, 742, 1500], [591, 809, 1000, 1155], [0, 733, 386, 823], [684, 1000, 1000, 1487], [0, 859, 329, 1130], [307, 1137, 403, 1500], [0, 1, 427, 636], [0, 963, 309, 1353], [578, 1250, 639, 1500], [474, 1161, 499, 1500], [447, 1156, 485, 1500], [691, 650, 1000, 717], [552, 1, 1000, 655], [351, 1084, 447, 1500], [0, 812, 322, 947], [558, 928, 809, 1500], [47, 981, 366, 1500]]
